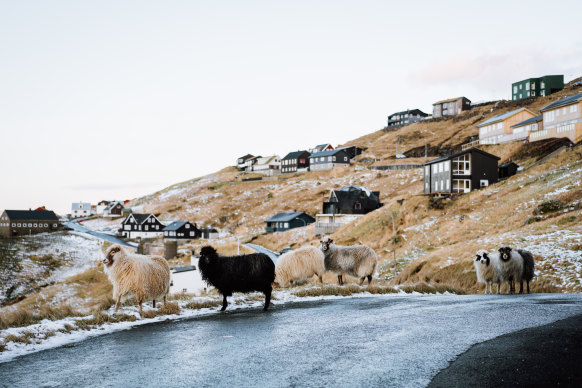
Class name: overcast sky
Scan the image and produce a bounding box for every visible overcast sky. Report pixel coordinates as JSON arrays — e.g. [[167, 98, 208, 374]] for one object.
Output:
[[1, 0, 581, 215]]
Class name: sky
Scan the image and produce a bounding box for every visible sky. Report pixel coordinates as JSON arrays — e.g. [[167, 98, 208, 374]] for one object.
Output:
[[1, 0, 581, 215]]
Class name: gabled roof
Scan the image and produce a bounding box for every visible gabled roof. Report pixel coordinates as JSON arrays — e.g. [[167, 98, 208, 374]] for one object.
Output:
[[201, 228, 218, 233], [4, 210, 59, 221], [499, 162, 519, 168], [265, 211, 312, 223], [72, 203, 91, 211], [388, 109, 428, 117], [433, 96, 470, 105], [309, 149, 348, 158], [511, 115, 543, 128], [282, 150, 310, 160], [539, 92, 582, 112], [163, 221, 197, 231], [127, 213, 159, 225], [476, 108, 536, 127], [254, 155, 280, 165], [237, 154, 254, 161], [424, 148, 500, 165]]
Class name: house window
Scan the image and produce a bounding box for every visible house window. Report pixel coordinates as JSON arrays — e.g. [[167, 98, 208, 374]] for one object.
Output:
[[185, 224, 190, 229], [332, 156, 336, 161], [497, 123, 503, 130], [444, 161, 450, 171], [438, 163, 443, 173], [452, 179, 471, 193], [344, 157, 347, 161], [33, 224, 37, 227], [53, 224, 57, 227], [145, 225, 149, 231], [544, 111, 555, 122], [28, 223, 32, 227], [440, 180, 444, 191], [425, 166, 429, 176], [452, 154, 470, 175], [17, 223, 21, 227], [531, 83, 536, 90], [284, 222, 289, 228], [190, 232, 195, 236], [526, 83, 530, 91], [354, 202, 362, 210], [434, 182, 438, 191], [446, 180, 450, 190], [432, 164, 437, 173], [570, 105, 578, 113]]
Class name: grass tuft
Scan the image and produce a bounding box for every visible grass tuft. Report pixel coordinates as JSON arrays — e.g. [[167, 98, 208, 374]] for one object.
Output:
[[184, 300, 222, 310]]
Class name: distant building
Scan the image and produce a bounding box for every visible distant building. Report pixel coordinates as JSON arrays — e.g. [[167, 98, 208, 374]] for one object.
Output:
[[200, 228, 219, 239], [281, 151, 310, 173], [423, 148, 500, 194], [71, 202, 91, 218], [120, 213, 165, 239], [315, 185, 382, 235], [432, 97, 471, 118], [510, 115, 543, 142], [532, 92, 582, 144], [335, 146, 364, 160], [386, 109, 429, 128], [251, 155, 281, 176], [163, 221, 201, 240], [499, 162, 519, 179], [309, 149, 352, 171], [0, 209, 60, 238], [309, 144, 334, 154], [237, 154, 260, 171], [103, 201, 124, 218], [512, 75, 564, 101], [477, 108, 537, 145], [265, 212, 315, 232]]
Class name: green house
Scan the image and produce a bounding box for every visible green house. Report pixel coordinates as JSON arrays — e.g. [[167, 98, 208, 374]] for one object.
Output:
[[512, 75, 564, 100]]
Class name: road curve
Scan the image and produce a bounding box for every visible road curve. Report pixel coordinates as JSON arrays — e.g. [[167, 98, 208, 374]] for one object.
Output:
[[1, 293, 581, 387], [244, 242, 279, 263]]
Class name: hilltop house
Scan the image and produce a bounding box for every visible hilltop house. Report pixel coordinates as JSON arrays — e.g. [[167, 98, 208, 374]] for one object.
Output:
[[309, 144, 334, 154], [71, 202, 91, 218], [432, 97, 471, 118], [0, 209, 60, 238], [103, 201, 124, 218], [315, 185, 382, 235], [265, 212, 315, 232], [163, 221, 201, 240], [251, 155, 281, 176], [512, 75, 564, 100], [532, 92, 582, 144], [335, 146, 364, 160], [309, 149, 351, 171], [386, 109, 429, 128], [281, 151, 310, 173], [237, 154, 255, 171], [499, 162, 519, 179], [477, 108, 537, 145], [120, 213, 165, 239], [423, 148, 500, 195]]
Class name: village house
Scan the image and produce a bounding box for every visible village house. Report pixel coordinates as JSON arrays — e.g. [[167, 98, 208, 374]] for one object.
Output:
[[103, 201, 124, 218], [309, 149, 351, 171], [315, 185, 382, 235], [477, 108, 537, 145], [432, 97, 471, 118], [119, 213, 165, 239], [163, 221, 201, 240], [265, 212, 315, 232], [71, 202, 91, 218], [281, 151, 310, 173], [251, 155, 281, 176], [512, 75, 564, 100], [510, 115, 543, 142], [335, 145, 364, 160], [236, 154, 256, 171], [0, 209, 61, 238], [309, 144, 334, 154], [200, 227, 219, 239], [531, 92, 582, 144], [386, 109, 429, 128], [423, 148, 500, 195]]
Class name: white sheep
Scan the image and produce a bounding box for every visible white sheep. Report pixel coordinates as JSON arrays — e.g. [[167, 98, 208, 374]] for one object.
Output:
[[103, 244, 171, 317], [320, 236, 377, 285], [473, 250, 502, 294], [274, 246, 326, 287], [498, 246, 524, 294]]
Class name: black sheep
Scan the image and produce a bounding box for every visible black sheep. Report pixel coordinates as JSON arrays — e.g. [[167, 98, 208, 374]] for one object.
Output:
[[198, 246, 275, 311], [517, 249, 535, 293]]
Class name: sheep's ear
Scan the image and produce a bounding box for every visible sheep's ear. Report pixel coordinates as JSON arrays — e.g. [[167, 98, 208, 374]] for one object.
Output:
[[328, 239, 333, 245], [498, 247, 503, 253], [475, 255, 481, 261], [108, 246, 121, 260], [506, 247, 512, 253]]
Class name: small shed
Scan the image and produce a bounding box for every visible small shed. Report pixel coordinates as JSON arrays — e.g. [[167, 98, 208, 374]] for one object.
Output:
[[265, 212, 315, 232], [499, 162, 519, 179]]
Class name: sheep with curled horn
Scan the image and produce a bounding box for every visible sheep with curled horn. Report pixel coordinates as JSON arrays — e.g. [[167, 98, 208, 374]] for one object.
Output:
[[320, 236, 377, 286], [102, 244, 170, 317]]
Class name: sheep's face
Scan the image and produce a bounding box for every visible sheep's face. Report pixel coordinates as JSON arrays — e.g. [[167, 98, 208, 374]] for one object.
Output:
[[499, 247, 512, 262], [103, 246, 121, 266], [479, 256, 490, 267], [475, 254, 481, 262], [321, 238, 333, 252], [199, 246, 217, 265]]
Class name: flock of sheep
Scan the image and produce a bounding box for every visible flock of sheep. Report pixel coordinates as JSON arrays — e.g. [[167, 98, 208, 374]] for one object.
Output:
[[101, 238, 535, 316]]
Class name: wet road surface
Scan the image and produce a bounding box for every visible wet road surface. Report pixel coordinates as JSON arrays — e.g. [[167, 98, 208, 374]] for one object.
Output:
[[1, 293, 581, 387]]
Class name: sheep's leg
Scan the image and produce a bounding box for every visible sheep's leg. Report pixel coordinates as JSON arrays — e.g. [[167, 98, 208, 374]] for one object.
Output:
[[114, 295, 121, 312], [519, 281, 524, 294], [153, 299, 156, 308], [318, 274, 323, 283], [367, 275, 372, 285], [527, 281, 530, 294], [359, 277, 365, 285], [263, 288, 272, 311], [221, 295, 228, 311], [163, 295, 167, 305], [138, 301, 143, 317], [338, 275, 343, 285]]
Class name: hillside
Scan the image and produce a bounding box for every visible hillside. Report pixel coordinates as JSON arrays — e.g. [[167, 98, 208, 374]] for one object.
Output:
[[127, 84, 582, 294]]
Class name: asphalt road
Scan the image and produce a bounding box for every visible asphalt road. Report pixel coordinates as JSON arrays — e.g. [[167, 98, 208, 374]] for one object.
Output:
[[64, 221, 133, 247], [1, 294, 581, 387], [244, 243, 280, 263]]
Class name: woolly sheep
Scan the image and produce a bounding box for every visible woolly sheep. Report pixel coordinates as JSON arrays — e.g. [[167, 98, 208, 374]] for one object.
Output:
[[274, 246, 326, 287], [103, 244, 170, 317], [198, 246, 275, 311], [473, 251, 501, 294], [320, 236, 377, 285], [498, 246, 524, 294]]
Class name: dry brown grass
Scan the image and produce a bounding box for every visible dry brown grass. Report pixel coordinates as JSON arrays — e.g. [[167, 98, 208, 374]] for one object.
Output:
[[184, 299, 222, 310], [0, 304, 83, 330]]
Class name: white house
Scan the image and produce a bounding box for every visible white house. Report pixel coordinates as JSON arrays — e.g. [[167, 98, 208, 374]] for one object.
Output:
[[251, 155, 281, 176], [71, 202, 91, 218]]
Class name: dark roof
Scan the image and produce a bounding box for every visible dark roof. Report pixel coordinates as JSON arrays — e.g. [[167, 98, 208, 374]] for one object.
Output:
[[4, 210, 59, 221], [265, 212, 311, 223], [424, 148, 500, 165], [499, 162, 519, 168], [433, 96, 470, 105], [539, 92, 582, 112], [388, 109, 428, 117], [201, 228, 218, 233], [477, 108, 533, 127], [511, 115, 543, 128], [163, 221, 189, 231], [128, 213, 157, 224], [282, 150, 310, 160], [309, 149, 348, 158], [173, 265, 197, 273], [238, 154, 254, 161]]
